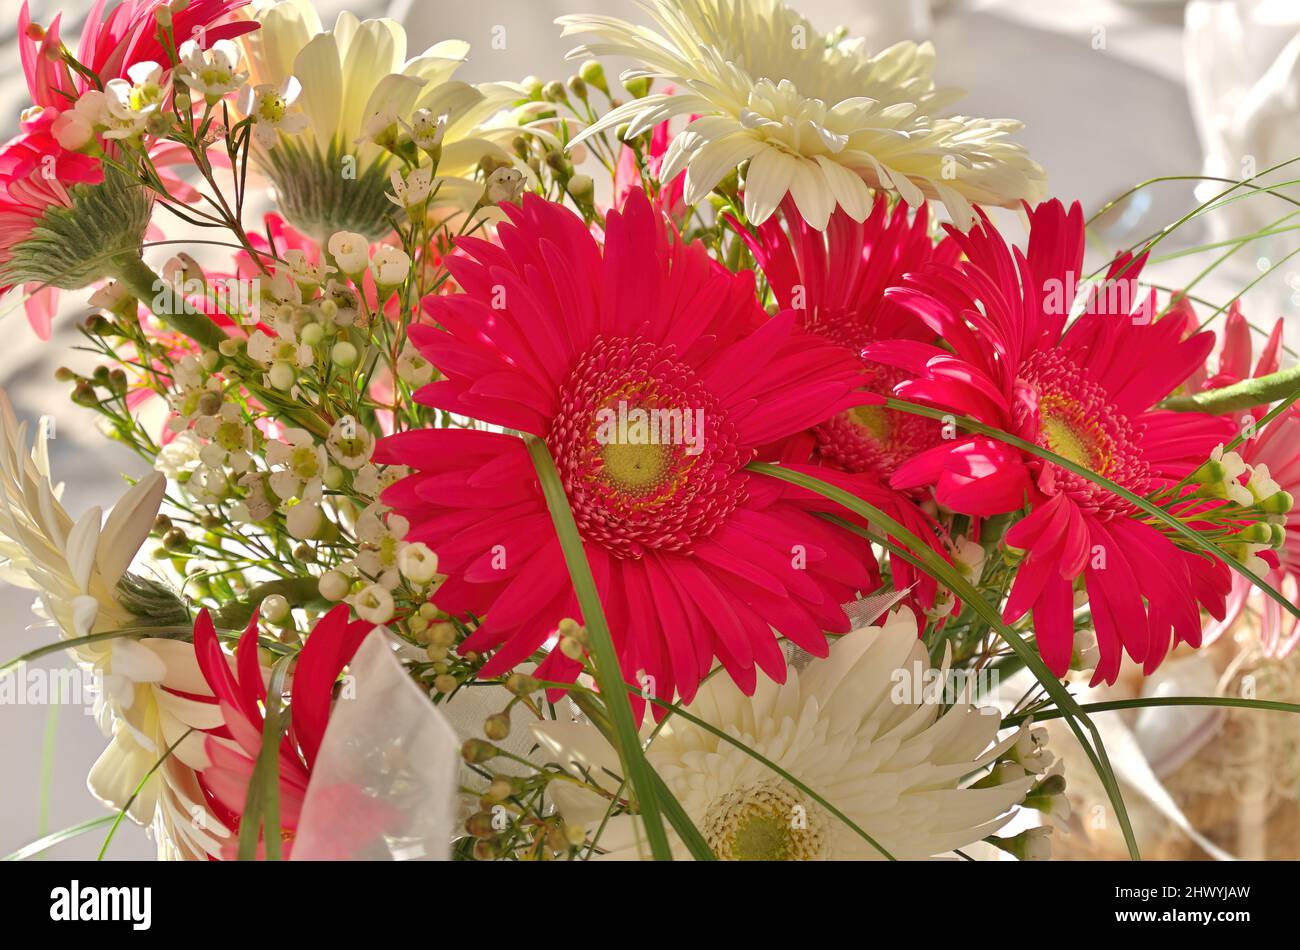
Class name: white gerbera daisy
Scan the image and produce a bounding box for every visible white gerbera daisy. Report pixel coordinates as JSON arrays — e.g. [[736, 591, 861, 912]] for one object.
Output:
[[0, 388, 202, 833], [533, 608, 1038, 860], [558, 0, 1046, 229], [239, 0, 522, 240]]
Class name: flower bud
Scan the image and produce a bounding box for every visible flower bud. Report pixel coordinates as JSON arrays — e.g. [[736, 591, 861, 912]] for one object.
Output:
[[579, 59, 608, 94], [462, 738, 497, 764], [484, 712, 511, 740], [434, 673, 458, 694], [318, 570, 350, 602], [331, 340, 358, 367], [260, 593, 290, 623], [992, 826, 1052, 861]]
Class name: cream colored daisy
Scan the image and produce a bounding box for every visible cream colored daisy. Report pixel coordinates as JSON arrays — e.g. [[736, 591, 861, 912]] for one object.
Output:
[[533, 608, 1038, 860], [558, 0, 1045, 229], [239, 0, 522, 240], [0, 388, 204, 838]]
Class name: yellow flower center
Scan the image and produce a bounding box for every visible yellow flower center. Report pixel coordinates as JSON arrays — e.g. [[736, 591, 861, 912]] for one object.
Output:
[[600, 440, 670, 495], [848, 402, 891, 443], [1039, 394, 1111, 474], [703, 782, 826, 861], [258, 95, 287, 123]]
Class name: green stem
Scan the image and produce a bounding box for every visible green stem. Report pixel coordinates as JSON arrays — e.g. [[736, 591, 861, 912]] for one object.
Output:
[[524, 435, 674, 860], [1161, 364, 1300, 414], [1005, 695, 1300, 727], [3, 815, 116, 861], [212, 576, 328, 629], [109, 253, 229, 350]]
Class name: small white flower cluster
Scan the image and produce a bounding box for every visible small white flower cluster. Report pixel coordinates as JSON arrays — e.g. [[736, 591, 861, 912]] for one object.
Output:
[[316, 501, 441, 625], [53, 40, 254, 154], [327, 231, 413, 294], [1192, 444, 1295, 574], [53, 61, 166, 150]]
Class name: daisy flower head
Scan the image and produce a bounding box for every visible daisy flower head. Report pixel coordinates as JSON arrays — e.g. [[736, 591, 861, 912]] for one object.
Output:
[[558, 0, 1046, 231], [0, 386, 202, 829], [737, 196, 958, 481], [534, 608, 1038, 859], [239, 0, 521, 240], [866, 200, 1249, 683], [0, 123, 149, 329], [376, 188, 883, 710]]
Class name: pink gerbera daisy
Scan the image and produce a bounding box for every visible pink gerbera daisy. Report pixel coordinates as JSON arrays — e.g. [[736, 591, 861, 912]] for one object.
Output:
[[2, 1, 255, 335], [185, 605, 374, 859], [376, 189, 882, 709], [735, 197, 959, 482], [732, 197, 961, 612], [867, 199, 1243, 683]]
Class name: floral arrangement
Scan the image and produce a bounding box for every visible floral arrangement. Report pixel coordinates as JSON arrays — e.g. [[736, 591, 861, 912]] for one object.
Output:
[[2, 0, 1297, 863]]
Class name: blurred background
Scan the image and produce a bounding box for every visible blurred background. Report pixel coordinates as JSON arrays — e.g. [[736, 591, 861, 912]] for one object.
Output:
[[1, 0, 1297, 859]]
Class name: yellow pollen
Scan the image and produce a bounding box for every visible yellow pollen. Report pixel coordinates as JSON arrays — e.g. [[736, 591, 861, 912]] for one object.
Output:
[[601, 441, 669, 494], [704, 783, 825, 861], [848, 403, 891, 444], [1040, 397, 1110, 473]]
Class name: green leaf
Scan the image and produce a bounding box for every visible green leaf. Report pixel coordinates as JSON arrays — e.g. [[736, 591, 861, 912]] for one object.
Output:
[[237, 652, 294, 861], [3, 815, 116, 861], [1005, 695, 1300, 727], [524, 435, 675, 860]]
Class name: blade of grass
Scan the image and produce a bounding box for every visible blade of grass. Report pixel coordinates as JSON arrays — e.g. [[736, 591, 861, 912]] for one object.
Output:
[[98, 728, 194, 859], [567, 690, 715, 860], [525, 434, 674, 860], [37, 703, 59, 852], [1, 625, 293, 676], [639, 691, 896, 860], [3, 815, 116, 861], [1004, 695, 1300, 727], [237, 652, 293, 861]]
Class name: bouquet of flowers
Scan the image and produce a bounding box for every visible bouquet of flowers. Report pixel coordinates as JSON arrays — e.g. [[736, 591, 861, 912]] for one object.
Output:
[[2, 0, 1297, 862]]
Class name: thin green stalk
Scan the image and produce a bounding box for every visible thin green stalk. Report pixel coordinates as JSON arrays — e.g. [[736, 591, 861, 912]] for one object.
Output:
[[568, 690, 715, 860], [37, 703, 60, 850], [3, 815, 116, 861], [524, 435, 674, 860], [98, 728, 194, 859], [639, 692, 896, 860], [1004, 695, 1300, 727], [1161, 364, 1300, 413], [237, 653, 293, 861], [1, 626, 194, 674]]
